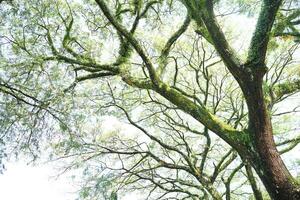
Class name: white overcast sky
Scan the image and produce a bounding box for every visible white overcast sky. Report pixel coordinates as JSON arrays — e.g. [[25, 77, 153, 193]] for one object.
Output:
[[0, 161, 77, 200]]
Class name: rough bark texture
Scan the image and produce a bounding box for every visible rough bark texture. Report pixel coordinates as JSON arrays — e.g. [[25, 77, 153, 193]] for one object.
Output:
[[241, 72, 300, 200]]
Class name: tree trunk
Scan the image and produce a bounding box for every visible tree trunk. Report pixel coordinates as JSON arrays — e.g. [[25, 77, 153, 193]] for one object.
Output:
[[242, 75, 300, 200]]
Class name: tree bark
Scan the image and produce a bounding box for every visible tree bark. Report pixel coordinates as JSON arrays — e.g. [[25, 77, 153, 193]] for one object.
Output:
[[241, 73, 300, 200]]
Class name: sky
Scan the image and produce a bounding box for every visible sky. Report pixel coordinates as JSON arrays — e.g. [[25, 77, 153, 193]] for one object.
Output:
[[0, 160, 140, 200], [0, 161, 77, 200]]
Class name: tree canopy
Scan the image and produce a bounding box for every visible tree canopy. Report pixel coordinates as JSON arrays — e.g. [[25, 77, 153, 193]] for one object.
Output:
[[0, 0, 300, 199]]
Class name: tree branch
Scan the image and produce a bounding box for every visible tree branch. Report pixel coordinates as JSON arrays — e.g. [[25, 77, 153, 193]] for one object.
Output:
[[272, 78, 300, 101], [247, 0, 283, 65], [182, 0, 242, 79], [157, 16, 191, 76], [95, 0, 160, 85]]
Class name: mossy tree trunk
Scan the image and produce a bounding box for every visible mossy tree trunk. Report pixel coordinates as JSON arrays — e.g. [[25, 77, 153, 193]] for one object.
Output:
[[182, 0, 300, 199], [240, 69, 300, 200]]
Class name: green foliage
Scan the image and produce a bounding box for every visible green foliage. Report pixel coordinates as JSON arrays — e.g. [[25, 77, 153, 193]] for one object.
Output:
[[78, 173, 117, 200]]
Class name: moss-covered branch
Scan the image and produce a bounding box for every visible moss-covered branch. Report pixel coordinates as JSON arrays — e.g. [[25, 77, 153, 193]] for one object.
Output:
[[273, 78, 300, 100], [182, 0, 242, 79], [157, 16, 191, 76], [154, 83, 249, 153], [95, 0, 160, 85], [247, 0, 283, 65]]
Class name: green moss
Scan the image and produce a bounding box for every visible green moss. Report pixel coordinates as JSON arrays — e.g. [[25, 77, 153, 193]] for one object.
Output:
[[156, 83, 250, 149], [274, 79, 300, 98]]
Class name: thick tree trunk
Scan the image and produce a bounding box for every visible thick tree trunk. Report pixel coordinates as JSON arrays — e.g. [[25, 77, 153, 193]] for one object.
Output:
[[242, 75, 300, 200]]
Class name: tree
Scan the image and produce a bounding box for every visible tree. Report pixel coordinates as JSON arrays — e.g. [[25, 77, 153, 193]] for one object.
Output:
[[0, 0, 300, 199]]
